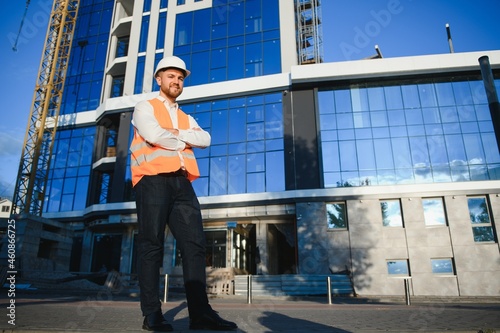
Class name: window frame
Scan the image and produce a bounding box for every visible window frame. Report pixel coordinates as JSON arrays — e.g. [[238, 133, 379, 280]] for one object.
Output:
[[380, 199, 404, 227], [386, 259, 410, 276], [422, 197, 448, 227], [430, 258, 455, 275], [326, 202, 348, 230], [467, 195, 496, 243]]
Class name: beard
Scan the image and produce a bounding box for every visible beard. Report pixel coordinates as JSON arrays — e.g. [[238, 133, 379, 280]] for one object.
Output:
[[162, 84, 183, 100]]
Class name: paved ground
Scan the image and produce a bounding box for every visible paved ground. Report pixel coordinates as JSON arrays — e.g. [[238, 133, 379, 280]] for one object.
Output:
[[1, 290, 499, 333]]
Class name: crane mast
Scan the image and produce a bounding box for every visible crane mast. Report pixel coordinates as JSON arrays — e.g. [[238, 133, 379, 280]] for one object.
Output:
[[11, 0, 79, 216], [296, 0, 323, 64]]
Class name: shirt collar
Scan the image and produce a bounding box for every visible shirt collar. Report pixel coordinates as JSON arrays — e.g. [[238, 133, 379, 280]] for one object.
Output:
[[157, 96, 178, 112]]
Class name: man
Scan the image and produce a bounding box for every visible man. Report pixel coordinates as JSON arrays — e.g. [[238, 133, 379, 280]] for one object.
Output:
[[130, 56, 237, 332]]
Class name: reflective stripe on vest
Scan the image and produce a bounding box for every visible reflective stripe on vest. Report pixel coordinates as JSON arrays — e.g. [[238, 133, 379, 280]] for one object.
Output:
[[130, 98, 200, 186]]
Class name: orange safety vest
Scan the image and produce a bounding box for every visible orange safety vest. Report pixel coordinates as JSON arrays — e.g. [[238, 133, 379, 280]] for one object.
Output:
[[130, 98, 200, 186]]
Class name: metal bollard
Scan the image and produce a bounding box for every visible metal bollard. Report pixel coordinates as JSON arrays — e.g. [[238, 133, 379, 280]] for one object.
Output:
[[327, 276, 332, 305], [404, 278, 411, 305], [247, 274, 252, 304], [163, 274, 169, 303]]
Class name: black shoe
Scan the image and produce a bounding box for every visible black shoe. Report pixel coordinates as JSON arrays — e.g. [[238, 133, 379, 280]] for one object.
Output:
[[142, 311, 173, 332], [189, 310, 237, 331]]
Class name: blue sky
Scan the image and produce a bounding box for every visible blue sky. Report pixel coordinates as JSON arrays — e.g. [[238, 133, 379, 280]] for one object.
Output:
[[0, 0, 500, 200], [322, 0, 500, 61]]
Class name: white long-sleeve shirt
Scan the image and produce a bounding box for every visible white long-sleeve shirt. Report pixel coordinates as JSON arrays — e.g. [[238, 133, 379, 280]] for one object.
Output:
[[131, 96, 211, 151]]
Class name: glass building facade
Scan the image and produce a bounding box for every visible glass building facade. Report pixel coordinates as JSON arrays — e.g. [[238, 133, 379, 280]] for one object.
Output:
[[318, 77, 500, 188], [180, 92, 285, 196], [44, 127, 96, 212], [61, 0, 113, 114], [44, 0, 113, 212], [47, 0, 285, 211], [123, 92, 285, 200], [173, 0, 281, 85]]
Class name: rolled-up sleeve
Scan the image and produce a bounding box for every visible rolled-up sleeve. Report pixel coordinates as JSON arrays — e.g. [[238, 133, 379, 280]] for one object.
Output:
[[132, 100, 186, 151]]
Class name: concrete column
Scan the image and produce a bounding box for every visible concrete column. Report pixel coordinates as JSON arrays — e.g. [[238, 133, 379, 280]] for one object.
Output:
[[287, 89, 320, 190], [255, 222, 268, 275], [478, 56, 500, 155], [119, 226, 134, 274], [296, 202, 332, 275], [110, 112, 132, 202]]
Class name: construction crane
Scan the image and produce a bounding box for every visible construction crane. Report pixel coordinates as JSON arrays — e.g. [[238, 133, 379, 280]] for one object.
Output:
[[12, 0, 31, 52], [295, 0, 324, 64], [11, 0, 80, 216]]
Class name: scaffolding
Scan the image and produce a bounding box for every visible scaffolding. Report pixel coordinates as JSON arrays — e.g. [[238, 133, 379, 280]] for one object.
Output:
[[12, 0, 80, 216], [295, 0, 323, 64]]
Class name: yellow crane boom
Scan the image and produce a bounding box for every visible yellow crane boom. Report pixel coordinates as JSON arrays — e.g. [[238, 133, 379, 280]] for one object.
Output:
[[12, 0, 31, 52], [12, 0, 80, 216]]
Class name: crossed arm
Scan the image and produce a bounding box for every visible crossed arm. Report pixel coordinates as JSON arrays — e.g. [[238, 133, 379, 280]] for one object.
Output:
[[132, 100, 211, 150]]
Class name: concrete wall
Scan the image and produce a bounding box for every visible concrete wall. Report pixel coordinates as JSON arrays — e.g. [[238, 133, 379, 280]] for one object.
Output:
[[4, 216, 74, 276], [296, 194, 500, 297], [447, 195, 500, 296]]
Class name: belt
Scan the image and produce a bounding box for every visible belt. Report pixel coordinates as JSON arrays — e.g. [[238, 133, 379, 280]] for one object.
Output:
[[158, 169, 187, 177]]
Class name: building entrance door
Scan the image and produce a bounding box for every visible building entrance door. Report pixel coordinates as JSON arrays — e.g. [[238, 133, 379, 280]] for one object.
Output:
[[205, 230, 227, 268], [267, 223, 297, 274], [226, 221, 297, 275]]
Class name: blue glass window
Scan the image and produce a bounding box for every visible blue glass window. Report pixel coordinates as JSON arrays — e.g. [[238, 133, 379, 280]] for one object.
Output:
[[134, 56, 146, 94], [418, 83, 438, 107], [262, 0, 279, 30], [467, 196, 496, 242], [402, 85, 420, 109], [452, 81, 473, 105], [319, 78, 500, 187], [111, 75, 125, 97], [326, 202, 347, 229], [156, 12, 167, 49], [60, 0, 111, 114], [193, 9, 211, 43], [152, 53, 163, 92], [174, 0, 280, 85], [175, 12, 193, 48], [143, 0, 152, 12], [422, 198, 447, 226], [380, 200, 403, 227], [139, 15, 150, 53], [431, 258, 454, 274], [45, 127, 95, 212], [435, 82, 455, 106], [116, 36, 129, 57], [387, 260, 409, 275], [263, 40, 281, 74], [367, 87, 386, 111], [175, 92, 285, 197]]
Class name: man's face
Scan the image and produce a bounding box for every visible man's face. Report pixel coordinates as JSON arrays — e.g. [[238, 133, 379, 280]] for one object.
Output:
[[155, 68, 185, 101]]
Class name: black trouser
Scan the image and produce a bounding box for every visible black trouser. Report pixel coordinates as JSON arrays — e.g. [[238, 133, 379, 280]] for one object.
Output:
[[135, 173, 210, 319]]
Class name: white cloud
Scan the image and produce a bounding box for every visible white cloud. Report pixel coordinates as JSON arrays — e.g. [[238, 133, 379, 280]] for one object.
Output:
[[0, 127, 23, 157]]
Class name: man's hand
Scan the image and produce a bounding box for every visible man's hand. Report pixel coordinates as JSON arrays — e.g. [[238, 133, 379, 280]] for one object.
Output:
[[165, 127, 201, 136]]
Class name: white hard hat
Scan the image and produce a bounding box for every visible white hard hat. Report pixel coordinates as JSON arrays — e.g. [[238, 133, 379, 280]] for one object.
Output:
[[154, 56, 191, 77]]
